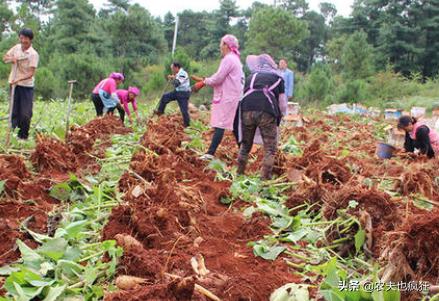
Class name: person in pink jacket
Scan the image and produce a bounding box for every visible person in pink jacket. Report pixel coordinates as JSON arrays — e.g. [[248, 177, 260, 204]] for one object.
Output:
[[398, 116, 439, 158], [192, 34, 244, 160], [91, 72, 124, 116], [112, 86, 140, 124]]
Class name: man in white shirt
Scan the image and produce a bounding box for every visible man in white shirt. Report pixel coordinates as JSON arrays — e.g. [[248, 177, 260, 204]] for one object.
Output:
[[3, 28, 39, 140]]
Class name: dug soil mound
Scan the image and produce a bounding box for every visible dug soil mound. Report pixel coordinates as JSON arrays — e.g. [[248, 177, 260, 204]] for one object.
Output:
[[380, 210, 439, 284], [0, 116, 131, 267], [0, 154, 31, 195], [323, 185, 400, 255], [0, 201, 48, 266], [104, 115, 300, 301], [68, 115, 131, 154], [30, 135, 78, 176]]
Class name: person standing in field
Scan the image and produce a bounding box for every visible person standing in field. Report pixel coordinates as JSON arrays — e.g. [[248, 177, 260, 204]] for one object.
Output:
[[279, 58, 294, 100], [156, 62, 191, 127], [114, 86, 140, 124], [3, 28, 39, 140], [91, 72, 124, 116], [192, 34, 244, 160], [236, 54, 288, 180]]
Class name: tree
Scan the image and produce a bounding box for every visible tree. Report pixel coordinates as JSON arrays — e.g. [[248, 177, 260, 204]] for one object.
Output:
[[163, 11, 175, 51], [105, 3, 166, 73], [277, 0, 309, 17], [295, 11, 327, 72], [200, 0, 239, 59], [176, 10, 211, 59], [48, 0, 102, 54], [341, 31, 374, 80], [326, 35, 347, 72], [0, 1, 13, 37], [319, 2, 337, 23], [246, 6, 308, 60]]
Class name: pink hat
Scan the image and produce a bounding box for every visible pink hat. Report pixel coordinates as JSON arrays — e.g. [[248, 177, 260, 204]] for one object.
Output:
[[221, 34, 240, 57], [128, 86, 140, 96], [110, 72, 125, 81], [246, 54, 280, 75]]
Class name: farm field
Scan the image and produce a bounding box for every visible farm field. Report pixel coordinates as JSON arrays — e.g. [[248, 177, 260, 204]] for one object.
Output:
[[0, 101, 438, 301]]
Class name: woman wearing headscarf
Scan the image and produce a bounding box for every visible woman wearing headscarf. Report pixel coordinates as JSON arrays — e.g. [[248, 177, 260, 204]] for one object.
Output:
[[398, 115, 439, 158], [192, 34, 244, 160], [236, 54, 288, 180], [113, 86, 140, 124], [91, 72, 124, 116]]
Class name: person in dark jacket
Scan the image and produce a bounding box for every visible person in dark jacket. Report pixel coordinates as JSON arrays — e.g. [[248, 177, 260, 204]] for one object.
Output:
[[398, 115, 439, 158], [236, 54, 288, 180]]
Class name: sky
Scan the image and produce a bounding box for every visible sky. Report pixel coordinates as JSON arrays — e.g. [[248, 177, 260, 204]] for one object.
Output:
[[90, 0, 354, 18]]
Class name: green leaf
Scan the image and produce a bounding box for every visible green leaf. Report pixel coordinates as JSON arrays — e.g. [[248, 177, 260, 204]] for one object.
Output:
[[4, 268, 43, 297], [63, 247, 82, 261], [83, 265, 98, 286], [63, 220, 88, 238], [324, 258, 339, 287], [320, 289, 344, 301], [50, 182, 72, 202], [354, 229, 366, 253], [42, 284, 67, 301], [0, 180, 5, 195], [281, 229, 308, 243], [253, 243, 286, 261], [0, 265, 19, 276], [23, 226, 52, 243], [38, 238, 68, 261], [16, 240, 43, 267]]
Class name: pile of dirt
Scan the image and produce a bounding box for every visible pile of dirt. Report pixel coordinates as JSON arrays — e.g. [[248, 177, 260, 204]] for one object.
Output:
[[396, 162, 439, 201], [0, 202, 48, 265], [68, 115, 131, 154], [141, 115, 188, 155], [0, 116, 132, 268], [322, 185, 400, 255], [104, 115, 300, 301], [30, 135, 78, 176], [0, 155, 30, 195], [380, 210, 439, 283]]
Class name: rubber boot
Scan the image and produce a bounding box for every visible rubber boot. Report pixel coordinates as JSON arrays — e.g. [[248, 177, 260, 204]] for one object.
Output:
[[260, 164, 273, 181], [237, 159, 247, 176]]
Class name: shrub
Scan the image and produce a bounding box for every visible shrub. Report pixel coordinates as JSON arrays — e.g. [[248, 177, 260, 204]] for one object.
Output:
[[298, 64, 333, 103], [337, 79, 369, 104]]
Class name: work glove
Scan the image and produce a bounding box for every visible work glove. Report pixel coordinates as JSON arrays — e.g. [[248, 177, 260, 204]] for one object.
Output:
[[192, 81, 205, 93]]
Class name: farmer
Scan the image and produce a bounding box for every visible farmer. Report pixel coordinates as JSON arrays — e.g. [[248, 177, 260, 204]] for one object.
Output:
[[113, 86, 140, 124], [3, 28, 39, 140], [192, 34, 244, 160], [236, 54, 288, 180], [156, 62, 191, 127], [398, 116, 439, 158], [91, 72, 124, 116], [279, 58, 294, 100]]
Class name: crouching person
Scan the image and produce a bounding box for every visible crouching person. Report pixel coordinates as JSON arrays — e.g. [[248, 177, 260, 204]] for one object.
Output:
[[398, 116, 439, 158], [113, 86, 140, 124], [91, 72, 124, 116], [236, 54, 288, 180]]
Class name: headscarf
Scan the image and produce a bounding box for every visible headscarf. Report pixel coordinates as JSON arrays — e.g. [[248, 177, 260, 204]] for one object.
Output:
[[128, 86, 140, 96], [110, 72, 125, 81], [221, 34, 240, 57], [246, 54, 281, 76]]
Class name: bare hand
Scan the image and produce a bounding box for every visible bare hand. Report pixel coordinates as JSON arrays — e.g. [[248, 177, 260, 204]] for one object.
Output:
[[167, 75, 175, 80]]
